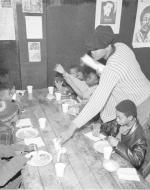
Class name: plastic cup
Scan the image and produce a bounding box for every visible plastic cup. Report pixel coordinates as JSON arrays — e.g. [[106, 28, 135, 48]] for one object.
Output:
[[103, 146, 113, 160], [12, 93, 17, 101], [48, 86, 54, 95], [55, 163, 66, 177], [62, 103, 69, 113], [39, 118, 46, 129], [27, 85, 33, 94], [55, 92, 61, 101]]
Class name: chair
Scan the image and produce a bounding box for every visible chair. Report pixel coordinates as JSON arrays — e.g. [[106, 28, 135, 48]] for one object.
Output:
[[0, 69, 10, 87], [139, 134, 150, 178]]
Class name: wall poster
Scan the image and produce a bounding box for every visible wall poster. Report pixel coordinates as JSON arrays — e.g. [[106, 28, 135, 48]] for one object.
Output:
[[132, 0, 150, 48], [22, 0, 43, 13], [0, 0, 12, 8], [25, 16, 43, 39], [28, 42, 41, 62], [95, 0, 122, 34], [0, 7, 15, 40]]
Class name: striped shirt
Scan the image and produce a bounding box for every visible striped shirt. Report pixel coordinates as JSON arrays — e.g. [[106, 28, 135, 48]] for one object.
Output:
[[73, 43, 150, 128]]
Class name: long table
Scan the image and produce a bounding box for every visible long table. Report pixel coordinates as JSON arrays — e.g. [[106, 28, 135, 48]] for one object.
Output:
[[16, 89, 150, 190]]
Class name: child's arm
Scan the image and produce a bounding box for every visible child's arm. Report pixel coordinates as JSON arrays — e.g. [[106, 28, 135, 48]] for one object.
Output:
[[0, 144, 34, 158], [64, 73, 89, 99], [0, 155, 28, 187]]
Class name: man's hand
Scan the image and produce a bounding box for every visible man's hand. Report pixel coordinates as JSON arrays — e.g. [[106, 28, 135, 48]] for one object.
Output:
[[24, 144, 36, 152], [108, 136, 119, 147], [60, 122, 77, 144], [54, 64, 65, 74]]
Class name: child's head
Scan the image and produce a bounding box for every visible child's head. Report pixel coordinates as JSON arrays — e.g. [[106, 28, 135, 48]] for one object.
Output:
[[0, 83, 11, 101], [69, 65, 85, 80], [115, 100, 137, 126], [86, 71, 99, 86], [69, 65, 79, 78]]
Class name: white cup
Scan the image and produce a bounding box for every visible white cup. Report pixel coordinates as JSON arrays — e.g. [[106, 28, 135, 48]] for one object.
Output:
[[62, 103, 69, 113], [27, 85, 33, 94], [12, 93, 17, 101], [103, 146, 113, 160], [55, 163, 66, 177], [48, 86, 54, 95], [55, 92, 61, 101], [39, 117, 46, 129]]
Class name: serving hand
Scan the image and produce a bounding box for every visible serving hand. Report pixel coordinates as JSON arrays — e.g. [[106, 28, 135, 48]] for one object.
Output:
[[60, 122, 77, 145]]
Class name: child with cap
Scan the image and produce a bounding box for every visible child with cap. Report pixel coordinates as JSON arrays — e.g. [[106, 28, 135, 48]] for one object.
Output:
[[108, 100, 147, 169], [55, 64, 99, 100]]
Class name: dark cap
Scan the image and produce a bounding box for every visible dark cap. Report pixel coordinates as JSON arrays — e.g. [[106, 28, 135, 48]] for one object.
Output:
[[116, 100, 137, 118], [86, 25, 114, 51]]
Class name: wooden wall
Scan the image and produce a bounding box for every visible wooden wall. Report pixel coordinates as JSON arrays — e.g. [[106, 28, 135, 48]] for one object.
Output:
[[46, 0, 150, 85], [1, 0, 150, 88]]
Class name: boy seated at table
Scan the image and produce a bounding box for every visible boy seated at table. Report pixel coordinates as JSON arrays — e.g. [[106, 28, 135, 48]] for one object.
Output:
[[107, 100, 147, 169], [0, 143, 34, 189], [92, 100, 147, 169], [54, 64, 99, 100]]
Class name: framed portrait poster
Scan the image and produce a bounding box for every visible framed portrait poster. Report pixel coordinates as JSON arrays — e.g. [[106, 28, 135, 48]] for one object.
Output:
[[22, 0, 43, 13], [95, 0, 123, 34], [132, 0, 150, 48]]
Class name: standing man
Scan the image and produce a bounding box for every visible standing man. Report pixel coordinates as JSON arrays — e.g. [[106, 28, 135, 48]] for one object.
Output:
[[61, 25, 150, 143]]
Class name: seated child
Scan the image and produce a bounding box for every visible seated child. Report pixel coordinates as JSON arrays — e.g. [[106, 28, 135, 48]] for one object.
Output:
[[55, 64, 99, 100], [107, 100, 147, 169], [54, 73, 75, 97], [0, 143, 34, 188]]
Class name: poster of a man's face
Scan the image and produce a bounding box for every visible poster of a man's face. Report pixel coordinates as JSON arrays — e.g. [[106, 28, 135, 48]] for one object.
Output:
[[95, 0, 122, 34], [132, 0, 150, 48], [100, 1, 116, 24]]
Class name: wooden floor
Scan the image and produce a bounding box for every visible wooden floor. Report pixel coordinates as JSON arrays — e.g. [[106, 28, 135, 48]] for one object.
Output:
[[15, 89, 150, 190]]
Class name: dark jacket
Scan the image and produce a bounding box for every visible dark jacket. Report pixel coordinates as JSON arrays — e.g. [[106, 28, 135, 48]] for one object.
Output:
[[100, 120, 147, 169], [114, 122, 147, 169], [0, 144, 28, 188]]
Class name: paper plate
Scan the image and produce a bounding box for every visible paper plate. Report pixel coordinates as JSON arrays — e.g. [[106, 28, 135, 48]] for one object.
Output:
[[25, 150, 52, 166], [103, 159, 119, 172], [16, 128, 38, 139], [93, 140, 110, 153]]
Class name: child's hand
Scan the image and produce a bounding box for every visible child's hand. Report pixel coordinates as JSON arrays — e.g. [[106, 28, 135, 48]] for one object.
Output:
[[55, 80, 63, 91], [54, 64, 65, 74], [108, 136, 119, 147]]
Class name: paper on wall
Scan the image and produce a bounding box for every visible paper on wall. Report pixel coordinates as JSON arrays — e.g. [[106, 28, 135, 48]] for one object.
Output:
[[25, 16, 43, 39], [28, 42, 41, 62]]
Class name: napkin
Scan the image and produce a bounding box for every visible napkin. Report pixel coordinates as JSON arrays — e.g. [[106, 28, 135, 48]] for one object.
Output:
[[84, 131, 106, 142], [24, 137, 45, 148], [117, 168, 140, 181], [16, 118, 32, 128]]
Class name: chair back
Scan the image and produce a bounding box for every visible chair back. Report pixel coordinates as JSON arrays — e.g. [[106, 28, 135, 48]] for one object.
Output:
[[139, 137, 150, 178]]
